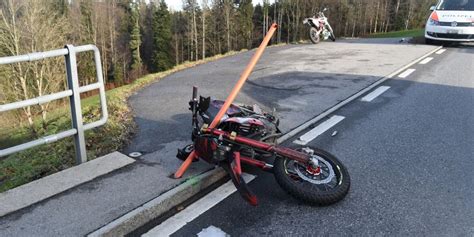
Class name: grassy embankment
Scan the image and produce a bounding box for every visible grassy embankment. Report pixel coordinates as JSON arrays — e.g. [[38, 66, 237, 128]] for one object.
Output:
[[366, 28, 425, 38], [0, 50, 246, 193]]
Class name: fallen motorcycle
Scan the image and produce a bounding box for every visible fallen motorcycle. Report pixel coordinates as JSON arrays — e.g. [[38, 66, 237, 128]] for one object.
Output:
[[174, 24, 350, 206]]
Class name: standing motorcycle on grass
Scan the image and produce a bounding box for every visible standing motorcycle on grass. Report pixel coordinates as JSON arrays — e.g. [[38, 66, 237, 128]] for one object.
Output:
[[174, 24, 350, 206], [303, 8, 336, 44]]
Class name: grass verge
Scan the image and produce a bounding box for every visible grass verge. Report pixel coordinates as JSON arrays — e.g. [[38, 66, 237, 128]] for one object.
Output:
[[0, 49, 247, 193], [367, 29, 425, 38]]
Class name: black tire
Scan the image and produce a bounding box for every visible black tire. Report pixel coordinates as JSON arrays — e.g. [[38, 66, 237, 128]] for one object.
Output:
[[327, 25, 336, 42], [273, 147, 350, 205], [309, 27, 320, 44], [425, 38, 439, 45]]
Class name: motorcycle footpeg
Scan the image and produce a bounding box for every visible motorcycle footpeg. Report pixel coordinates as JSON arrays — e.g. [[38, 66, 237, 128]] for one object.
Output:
[[176, 144, 198, 162]]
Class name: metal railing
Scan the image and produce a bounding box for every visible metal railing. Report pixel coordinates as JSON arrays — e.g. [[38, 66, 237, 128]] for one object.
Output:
[[0, 45, 108, 164]]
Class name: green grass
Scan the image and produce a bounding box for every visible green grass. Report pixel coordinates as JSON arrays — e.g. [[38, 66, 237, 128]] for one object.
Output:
[[367, 29, 425, 38], [0, 50, 246, 193]]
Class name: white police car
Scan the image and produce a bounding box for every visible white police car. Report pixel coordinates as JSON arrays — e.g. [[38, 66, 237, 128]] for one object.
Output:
[[425, 0, 474, 43]]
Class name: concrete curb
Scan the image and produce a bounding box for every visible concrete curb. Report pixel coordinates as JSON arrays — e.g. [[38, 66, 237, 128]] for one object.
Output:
[[88, 168, 227, 237], [0, 152, 134, 217]]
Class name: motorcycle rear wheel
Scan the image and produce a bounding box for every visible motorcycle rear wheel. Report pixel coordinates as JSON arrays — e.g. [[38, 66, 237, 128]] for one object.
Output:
[[309, 27, 320, 44], [273, 147, 350, 205]]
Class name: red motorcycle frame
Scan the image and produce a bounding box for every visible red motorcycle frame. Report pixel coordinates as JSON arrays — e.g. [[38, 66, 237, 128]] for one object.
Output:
[[179, 86, 317, 205]]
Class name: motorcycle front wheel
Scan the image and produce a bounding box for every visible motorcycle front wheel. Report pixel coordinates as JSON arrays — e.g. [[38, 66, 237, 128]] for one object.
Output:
[[309, 27, 320, 44], [326, 25, 336, 42], [273, 147, 350, 205]]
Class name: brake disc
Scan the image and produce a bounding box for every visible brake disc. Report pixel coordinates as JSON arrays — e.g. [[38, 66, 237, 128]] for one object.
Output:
[[294, 155, 335, 185]]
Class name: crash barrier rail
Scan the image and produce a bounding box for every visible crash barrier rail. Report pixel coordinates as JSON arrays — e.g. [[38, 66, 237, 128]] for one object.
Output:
[[0, 45, 108, 164]]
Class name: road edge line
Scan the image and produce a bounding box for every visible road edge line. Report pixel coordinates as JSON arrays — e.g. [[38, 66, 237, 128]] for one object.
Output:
[[277, 45, 443, 143]]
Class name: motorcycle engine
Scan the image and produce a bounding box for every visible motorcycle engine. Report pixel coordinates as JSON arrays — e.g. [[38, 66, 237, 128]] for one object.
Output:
[[194, 136, 232, 163], [199, 100, 279, 139], [222, 116, 277, 141]]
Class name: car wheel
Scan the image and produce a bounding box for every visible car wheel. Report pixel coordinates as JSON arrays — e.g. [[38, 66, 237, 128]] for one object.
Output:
[[425, 38, 439, 45]]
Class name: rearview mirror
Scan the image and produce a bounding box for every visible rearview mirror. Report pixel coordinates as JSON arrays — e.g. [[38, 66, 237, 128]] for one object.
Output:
[[430, 6, 436, 11]]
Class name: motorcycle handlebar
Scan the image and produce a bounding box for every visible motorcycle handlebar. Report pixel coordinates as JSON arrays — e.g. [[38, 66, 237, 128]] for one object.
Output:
[[192, 86, 198, 101]]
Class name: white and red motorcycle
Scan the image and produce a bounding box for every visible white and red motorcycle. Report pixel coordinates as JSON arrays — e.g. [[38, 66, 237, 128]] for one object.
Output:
[[303, 8, 336, 44]]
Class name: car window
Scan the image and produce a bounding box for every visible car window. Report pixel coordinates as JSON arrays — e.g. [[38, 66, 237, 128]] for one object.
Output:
[[438, 0, 474, 10]]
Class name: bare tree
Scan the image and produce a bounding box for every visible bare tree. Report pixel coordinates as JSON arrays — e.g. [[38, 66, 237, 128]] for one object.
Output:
[[0, 0, 69, 131]]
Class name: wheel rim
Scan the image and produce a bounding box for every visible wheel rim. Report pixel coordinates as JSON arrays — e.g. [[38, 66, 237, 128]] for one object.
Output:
[[325, 25, 335, 40], [282, 149, 341, 189], [310, 28, 319, 42]]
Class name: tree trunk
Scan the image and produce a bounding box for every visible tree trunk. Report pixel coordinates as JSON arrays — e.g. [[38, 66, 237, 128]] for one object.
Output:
[[175, 33, 179, 65], [374, 1, 380, 33], [193, 0, 198, 60], [202, 7, 206, 60], [225, 1, 231, 52]]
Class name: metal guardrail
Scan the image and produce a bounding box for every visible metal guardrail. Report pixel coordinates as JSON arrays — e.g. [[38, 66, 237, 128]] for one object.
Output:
[[0, 45, 108, 164]]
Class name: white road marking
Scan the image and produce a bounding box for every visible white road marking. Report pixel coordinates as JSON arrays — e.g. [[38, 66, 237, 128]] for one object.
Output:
[[436, 49, 446, 54], [197, 225, 229, 237], [419, 57, 434, 65], [398, 69, 416, 78], [277, 45, 442, 143], [142, 174, 256, 237], [293, 115, 345, 145], [360, 86, 391, 102]]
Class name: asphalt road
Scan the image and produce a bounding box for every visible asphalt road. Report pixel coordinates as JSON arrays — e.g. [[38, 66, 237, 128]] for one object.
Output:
[[165, 45, 474, 236], [124, 39, 435, 156]]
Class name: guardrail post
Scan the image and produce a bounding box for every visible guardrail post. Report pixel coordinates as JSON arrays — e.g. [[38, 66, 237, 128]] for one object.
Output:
[[65, 45, 87, 164]]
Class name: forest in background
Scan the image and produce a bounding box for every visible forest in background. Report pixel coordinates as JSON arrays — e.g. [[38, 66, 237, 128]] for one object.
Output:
[[0, 0, 435, 132]]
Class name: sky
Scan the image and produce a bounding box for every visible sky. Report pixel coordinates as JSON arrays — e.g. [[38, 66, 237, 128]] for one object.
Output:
[[165, 0, 274, 11]]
